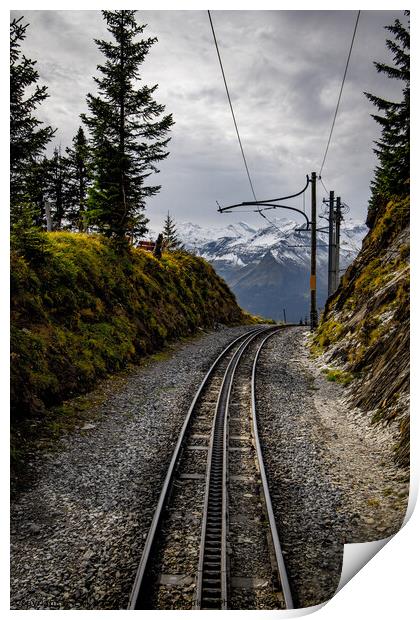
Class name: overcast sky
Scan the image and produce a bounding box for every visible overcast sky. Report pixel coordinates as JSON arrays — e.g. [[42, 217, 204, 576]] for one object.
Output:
[[11, 9, 407, 231]]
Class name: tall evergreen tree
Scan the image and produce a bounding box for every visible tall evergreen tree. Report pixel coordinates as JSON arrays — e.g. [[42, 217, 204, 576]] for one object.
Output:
[[25, 156, 50, 228], [44, 146, 70, 230], [65, 127, 91, 231], [81, 10, 174, 244], [10, 16, 55, 219], [162, 212, 181, 249], [364, 13, 409, 226]]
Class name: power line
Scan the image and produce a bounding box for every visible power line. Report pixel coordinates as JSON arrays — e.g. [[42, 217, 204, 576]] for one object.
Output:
[[341, 227, 362, 253], [259, 210, 288, 236], [319, 176, 330, 197], [207, 10, 258, 203], [319, 10, 361, 176], [208, 11, 311, 250], [208, 11, 292, 244]]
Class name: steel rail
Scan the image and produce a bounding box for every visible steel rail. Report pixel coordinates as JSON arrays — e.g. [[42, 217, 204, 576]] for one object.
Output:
[[194, 328, 275, 609], [128, 326, 265, 610], [251, 330, 294, 609]]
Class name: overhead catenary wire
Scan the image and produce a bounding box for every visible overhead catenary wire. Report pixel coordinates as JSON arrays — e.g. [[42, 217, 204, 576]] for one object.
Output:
[[319, 176, 330, 197], [208, 11, 294, 244], [208, 12, 312, 248], [208, 10, 258, 204], [341, 227, 362, 253], [209, 10, 359, 253], [258, 209, 296, 240], [318, 10, 361, 177]]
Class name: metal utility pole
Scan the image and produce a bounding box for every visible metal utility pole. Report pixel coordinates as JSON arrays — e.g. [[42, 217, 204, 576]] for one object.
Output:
[[283, 308, 287, 324], [327, 190, 336, 297], [216, 173, 317, 329], [334, 196, 342, 291], [310, 172, 318, 330], [44, 200, 53, 232]]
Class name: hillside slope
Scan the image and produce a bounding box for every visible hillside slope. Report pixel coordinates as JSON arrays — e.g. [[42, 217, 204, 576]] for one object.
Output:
[[162, 218, 367, 321], [11, 232, 249, 420], [313, 197, 409, 467]]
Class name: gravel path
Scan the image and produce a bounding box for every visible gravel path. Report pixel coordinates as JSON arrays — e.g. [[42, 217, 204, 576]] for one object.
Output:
[[10, 325, 409, 610], [10, 325, 254, 610], [256, 327, 409, 608]]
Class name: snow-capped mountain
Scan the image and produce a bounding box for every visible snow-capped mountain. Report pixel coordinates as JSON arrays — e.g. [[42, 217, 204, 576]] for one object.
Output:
[[152, 217, 368, 321], [178, 217, 366, 265]]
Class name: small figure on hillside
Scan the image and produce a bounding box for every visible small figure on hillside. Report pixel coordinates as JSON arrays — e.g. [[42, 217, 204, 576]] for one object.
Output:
[[154, 233, 163, 259], [299, 318, 303, 325], [304, 316, 308, 326]]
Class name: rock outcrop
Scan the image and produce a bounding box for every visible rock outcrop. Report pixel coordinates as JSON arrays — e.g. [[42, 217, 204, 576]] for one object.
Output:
[[313, 196, 409, 467]]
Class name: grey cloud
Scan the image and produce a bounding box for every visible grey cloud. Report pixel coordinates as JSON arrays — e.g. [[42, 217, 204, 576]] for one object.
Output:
[[10, 9, 408, 229]]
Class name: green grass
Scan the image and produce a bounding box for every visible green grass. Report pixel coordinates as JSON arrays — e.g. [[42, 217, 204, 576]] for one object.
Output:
[[322, 368, 354, 386], [11, 232, 252, 422], [312, 195, 409, 469], [312, 318, 344, 350]]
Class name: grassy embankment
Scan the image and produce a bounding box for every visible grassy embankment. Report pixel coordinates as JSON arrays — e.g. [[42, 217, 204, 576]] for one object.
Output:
[[312, 196, 409, 467], [11, 231, 257, 425]]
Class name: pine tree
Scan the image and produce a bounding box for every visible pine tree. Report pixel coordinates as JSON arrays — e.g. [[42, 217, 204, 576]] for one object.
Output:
[[10, 16, 55, 219], [81, 10, 174, 245], [364, 13, 409, 227], [162, 212, 181, 250], [65, 127, 91, 231]]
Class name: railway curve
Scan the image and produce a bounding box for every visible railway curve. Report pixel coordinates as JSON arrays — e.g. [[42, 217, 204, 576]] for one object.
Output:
[[128, 326, 293, 610]]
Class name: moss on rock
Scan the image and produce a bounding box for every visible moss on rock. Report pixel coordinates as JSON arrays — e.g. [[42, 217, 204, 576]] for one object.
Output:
[[312, 196, 409, 468], [11, 232, 253, 420]]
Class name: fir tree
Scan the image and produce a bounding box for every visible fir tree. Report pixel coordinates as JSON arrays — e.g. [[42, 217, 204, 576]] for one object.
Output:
[[162, 212, 181, 249], [44, 146, 70, 230], [10, 202, 49, 260], [25, 156, 51, 228], [81, 10, 174, 245], [364, 13, 409, 226], [10, 16, 55, 219], [65, 127, 91, 231]]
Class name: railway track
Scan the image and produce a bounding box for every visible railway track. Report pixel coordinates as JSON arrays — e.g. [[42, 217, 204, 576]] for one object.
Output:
[[128, 326, 293, 610]]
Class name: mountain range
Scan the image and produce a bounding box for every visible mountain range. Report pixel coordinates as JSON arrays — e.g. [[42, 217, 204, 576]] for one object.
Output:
[[152, 217, 368, 322]]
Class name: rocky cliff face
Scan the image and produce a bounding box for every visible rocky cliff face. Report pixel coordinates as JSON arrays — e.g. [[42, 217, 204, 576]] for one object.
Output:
[[313, 196, 409, 467]]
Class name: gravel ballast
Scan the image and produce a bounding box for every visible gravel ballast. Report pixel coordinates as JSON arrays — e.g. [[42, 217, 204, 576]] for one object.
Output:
[[256, 327, 409, 608], [10, 325, 409, 610], [10, 325, 254, 610]]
